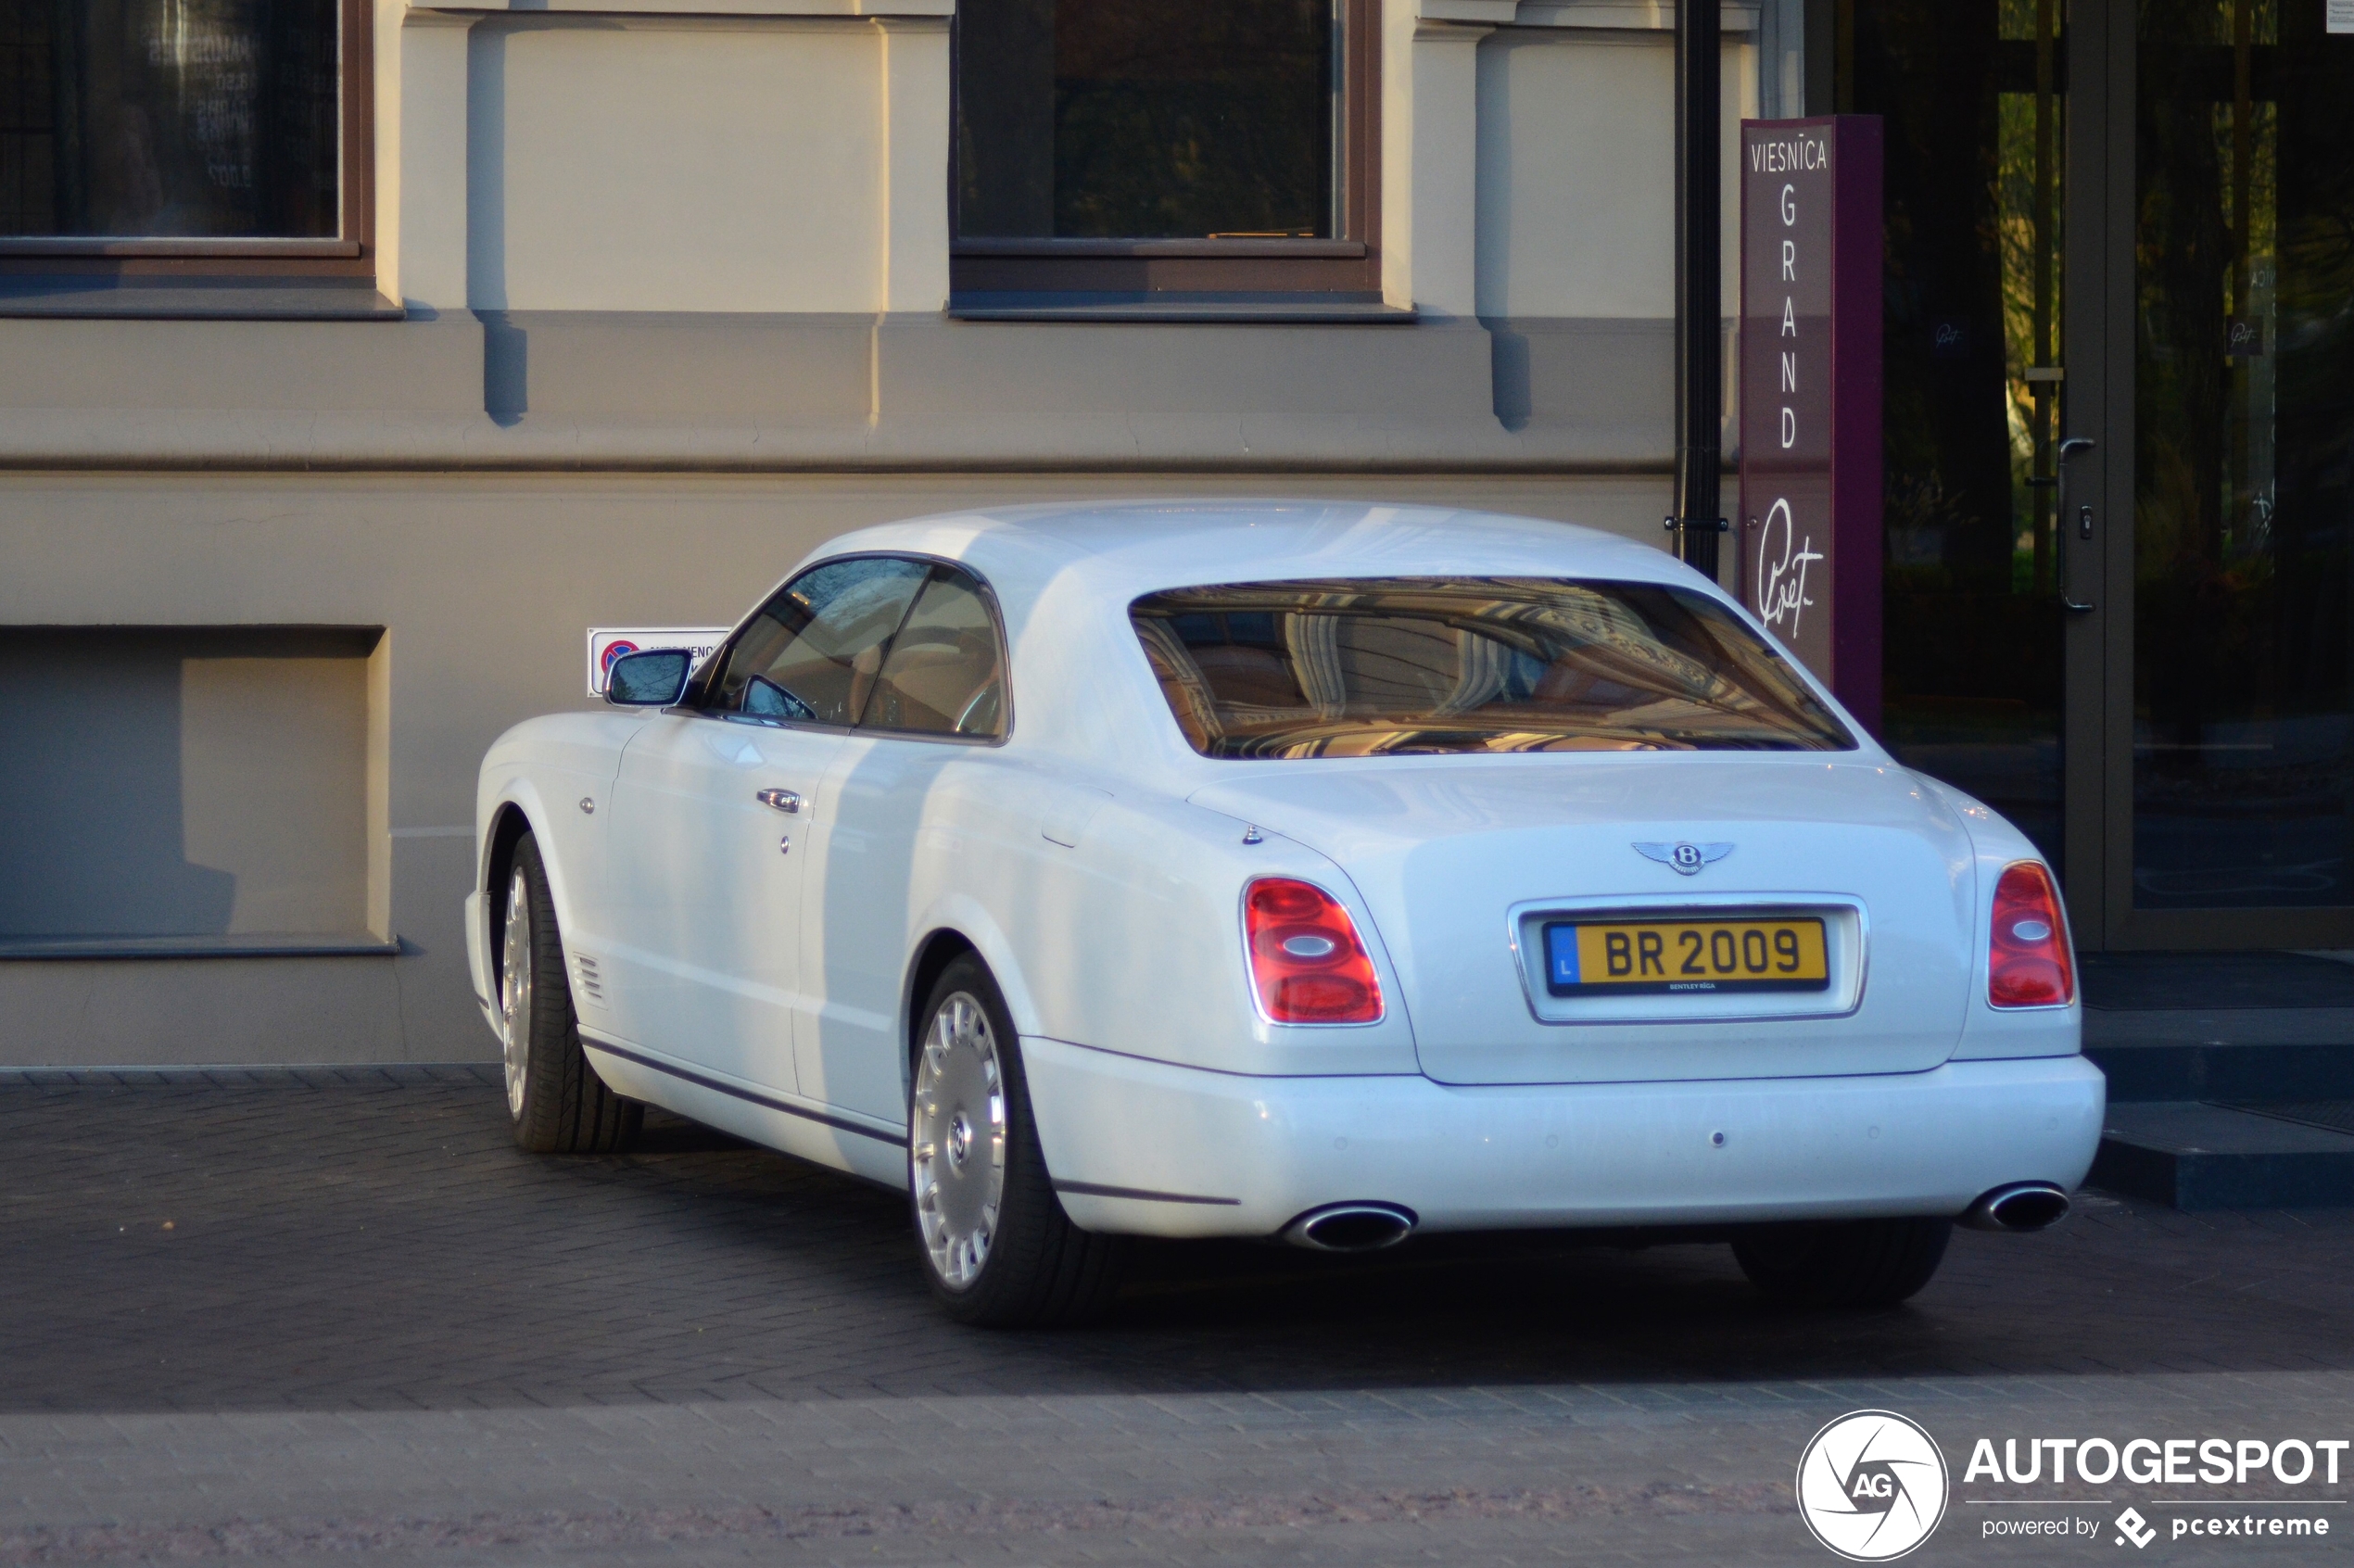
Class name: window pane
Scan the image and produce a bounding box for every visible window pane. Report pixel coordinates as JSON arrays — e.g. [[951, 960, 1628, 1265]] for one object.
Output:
[[0, 0, 339, 237], [1859, 0, 2069, 876], [1132, 579, 1856, 759], [2128, 0, 2354, 908], [865, 570, 1008, 739], [956, 0, 1336, 240], [709, 558, 931, 727]]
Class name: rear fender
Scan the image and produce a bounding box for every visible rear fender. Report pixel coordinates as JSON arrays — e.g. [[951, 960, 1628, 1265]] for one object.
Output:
[[1917, 775, 2084, 1062], [901, 894, 1042, 1094]]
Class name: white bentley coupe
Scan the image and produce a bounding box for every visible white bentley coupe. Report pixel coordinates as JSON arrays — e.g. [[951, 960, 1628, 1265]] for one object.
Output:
[[467, 501, 2104, 1325]]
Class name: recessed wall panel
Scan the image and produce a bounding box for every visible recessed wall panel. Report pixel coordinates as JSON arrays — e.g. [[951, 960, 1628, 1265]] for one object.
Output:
[[468, 20, 886, 312]]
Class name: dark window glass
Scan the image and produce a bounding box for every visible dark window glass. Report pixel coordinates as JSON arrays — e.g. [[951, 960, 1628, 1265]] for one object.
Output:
[[1856, 0, 2069, 873], [956, 0, 1336, 240], [706, 558, 932, 727], [1132, 578, 1856, 759], [2128, 0, 2354, 908], [863, 569, 1008, 740], [0, 0, 339, 237]]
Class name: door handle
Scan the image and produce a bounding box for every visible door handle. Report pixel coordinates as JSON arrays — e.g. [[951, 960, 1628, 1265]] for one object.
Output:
[[756, 788, 802, 815], [2057, 436, 2097, 613]]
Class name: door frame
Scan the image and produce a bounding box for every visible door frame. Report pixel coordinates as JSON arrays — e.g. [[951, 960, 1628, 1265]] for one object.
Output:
[[2058, 0, 2117, 949]]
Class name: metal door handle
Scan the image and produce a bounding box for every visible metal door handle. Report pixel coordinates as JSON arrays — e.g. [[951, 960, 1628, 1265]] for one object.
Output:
[[2057, 437, 2097, 613], [756, 788, 802, 815]]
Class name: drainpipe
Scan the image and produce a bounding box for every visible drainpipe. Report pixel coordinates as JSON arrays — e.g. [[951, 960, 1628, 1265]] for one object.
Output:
[[1670, 0, 1724, 581]]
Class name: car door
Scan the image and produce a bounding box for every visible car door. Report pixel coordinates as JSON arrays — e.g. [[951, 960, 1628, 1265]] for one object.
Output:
[[796, 563, 1011, 1123], [602, 556, 933, 1090]]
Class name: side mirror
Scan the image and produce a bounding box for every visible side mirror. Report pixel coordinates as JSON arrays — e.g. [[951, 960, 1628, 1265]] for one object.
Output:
[[605, 648, 692, 707]]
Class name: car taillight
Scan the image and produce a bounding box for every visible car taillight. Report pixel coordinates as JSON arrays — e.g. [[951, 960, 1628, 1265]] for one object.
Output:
[[1988, 861, 2074, 1008], [1244, 878, 1384, 1024]]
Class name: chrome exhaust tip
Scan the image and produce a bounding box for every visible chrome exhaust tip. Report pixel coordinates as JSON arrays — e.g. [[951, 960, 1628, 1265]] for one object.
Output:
[[1282, 1203, 1418, 1253], [1960, 1182, 2071, 1233]]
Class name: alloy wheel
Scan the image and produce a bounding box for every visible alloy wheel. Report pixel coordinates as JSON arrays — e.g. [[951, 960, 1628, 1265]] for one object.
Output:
[[910, 991, 1007, 1288], [499, 866, 533, 1120]]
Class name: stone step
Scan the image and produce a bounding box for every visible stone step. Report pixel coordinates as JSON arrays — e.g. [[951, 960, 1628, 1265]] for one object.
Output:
[[2083, 1006, 2354, 1102], [2089, 1102, 2354, 1210], [2086, 1041, 2354, 1102]]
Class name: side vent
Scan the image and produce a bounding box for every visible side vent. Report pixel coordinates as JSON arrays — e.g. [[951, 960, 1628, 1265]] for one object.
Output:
[[572, 953, 605, 1006]]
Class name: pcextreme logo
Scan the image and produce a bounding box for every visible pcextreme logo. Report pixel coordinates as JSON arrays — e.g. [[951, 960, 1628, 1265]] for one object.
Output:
[[1797, 1410, 1951, 1561]]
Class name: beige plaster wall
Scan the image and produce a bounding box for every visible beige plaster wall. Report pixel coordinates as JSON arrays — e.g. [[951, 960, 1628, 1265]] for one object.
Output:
[[1474, 28, 1757, 320], [0, 630, 377, 942], [0, 470, 1673, 1067], [468, 20, 891, 312]]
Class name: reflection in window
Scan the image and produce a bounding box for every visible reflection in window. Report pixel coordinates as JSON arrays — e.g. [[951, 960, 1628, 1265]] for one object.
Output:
[[1860, 0, 2069, 870], [0, 0, 339, 237], [1132, 579, 1855, 759], [956, 0, 1337, 239], [865, 570, 1007, 739], [2129, 0, 2354, 908], [710, 558, 931, 727]]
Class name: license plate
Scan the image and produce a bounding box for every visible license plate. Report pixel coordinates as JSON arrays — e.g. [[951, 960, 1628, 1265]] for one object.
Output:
[[1543, 917, 1829, 996]]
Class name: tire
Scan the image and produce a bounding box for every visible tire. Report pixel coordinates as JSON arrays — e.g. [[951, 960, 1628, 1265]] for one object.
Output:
[[907, 955, 1124, 1327], [498, 833, 642, 1155], [1731, 1218, 1953, 1308]]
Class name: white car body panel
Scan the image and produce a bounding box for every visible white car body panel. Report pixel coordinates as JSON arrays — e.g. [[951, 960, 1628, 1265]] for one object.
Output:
[[602, 713, 842, 1089], [1025, 1042, 2106, 1234], [1189, 757, 1977, 1085], [470, 500, 2103, 1238]]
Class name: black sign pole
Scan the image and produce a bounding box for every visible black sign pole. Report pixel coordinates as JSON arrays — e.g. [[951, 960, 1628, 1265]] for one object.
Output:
[[1672, 0, 1722, 580]]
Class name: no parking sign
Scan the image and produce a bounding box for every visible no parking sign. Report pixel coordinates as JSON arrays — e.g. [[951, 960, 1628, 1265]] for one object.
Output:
[[585, 627, 728, 698]]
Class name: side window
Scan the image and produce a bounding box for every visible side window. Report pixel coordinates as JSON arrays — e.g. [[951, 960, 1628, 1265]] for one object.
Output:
[[704, 557, 932, 726], [861, 568, 1009, 740]]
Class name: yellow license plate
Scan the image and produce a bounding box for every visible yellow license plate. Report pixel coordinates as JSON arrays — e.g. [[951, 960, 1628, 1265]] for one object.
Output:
[[1543, 917, 1829, 995]]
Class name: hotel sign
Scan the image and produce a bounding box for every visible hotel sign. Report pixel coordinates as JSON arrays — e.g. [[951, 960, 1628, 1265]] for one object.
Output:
[[1738, 116, 1883, 732]]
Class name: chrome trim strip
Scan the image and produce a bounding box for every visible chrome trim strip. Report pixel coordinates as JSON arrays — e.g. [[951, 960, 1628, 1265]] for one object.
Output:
[[580, 1037, 909, 1147], [1052, 1180, 1242, 1207]]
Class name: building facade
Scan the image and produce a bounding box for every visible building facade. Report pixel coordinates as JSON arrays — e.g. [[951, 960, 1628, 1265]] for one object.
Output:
[[0, 0, 2344, 1067]]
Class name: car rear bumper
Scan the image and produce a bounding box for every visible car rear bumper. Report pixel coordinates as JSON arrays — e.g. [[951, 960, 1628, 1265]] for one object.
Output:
[[1021, 1039, 2107, 1239]]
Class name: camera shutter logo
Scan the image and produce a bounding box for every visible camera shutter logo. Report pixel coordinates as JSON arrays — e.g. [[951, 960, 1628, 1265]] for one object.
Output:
[[1795, 1410, 1949, 1561]]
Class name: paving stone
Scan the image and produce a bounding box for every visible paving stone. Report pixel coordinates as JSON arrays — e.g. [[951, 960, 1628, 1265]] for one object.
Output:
[[7, 1074, 2354, 1565]]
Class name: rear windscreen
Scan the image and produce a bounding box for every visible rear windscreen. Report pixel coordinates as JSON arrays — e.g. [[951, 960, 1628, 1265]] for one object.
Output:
[[1130, 577, 1855, 758]]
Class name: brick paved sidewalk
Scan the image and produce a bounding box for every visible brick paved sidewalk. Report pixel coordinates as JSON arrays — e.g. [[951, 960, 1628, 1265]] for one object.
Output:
[[5, 1070, 2352, 1564], [7, 1376, 2352, 1566]]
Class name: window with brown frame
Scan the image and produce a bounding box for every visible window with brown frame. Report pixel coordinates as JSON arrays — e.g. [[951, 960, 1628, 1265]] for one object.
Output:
[[952, 0, 1379, 305], [0, 0, 371, 277]]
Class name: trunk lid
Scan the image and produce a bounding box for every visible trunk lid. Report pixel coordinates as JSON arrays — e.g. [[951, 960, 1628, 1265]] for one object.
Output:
[[1191, 757, 1976, 1085]]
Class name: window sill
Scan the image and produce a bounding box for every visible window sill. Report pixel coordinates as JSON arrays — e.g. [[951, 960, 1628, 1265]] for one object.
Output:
[[0, 935, 403, 960], [0, 278, 401, 321], [948, 292, 1417, 324]]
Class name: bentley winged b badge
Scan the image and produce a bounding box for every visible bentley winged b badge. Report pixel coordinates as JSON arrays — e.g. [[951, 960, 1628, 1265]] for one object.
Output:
[[1635, 841, 1735, 877]]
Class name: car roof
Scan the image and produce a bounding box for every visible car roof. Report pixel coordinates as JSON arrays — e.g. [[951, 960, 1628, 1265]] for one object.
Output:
[[799, 499, 1707, 619], [781, 499, 1868, 767]]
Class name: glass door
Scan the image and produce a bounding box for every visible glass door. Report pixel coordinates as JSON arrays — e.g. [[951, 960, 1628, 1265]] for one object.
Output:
[[1850, 0, 2082, 889], [2107, 0, 2354, 945]]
